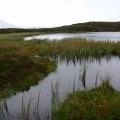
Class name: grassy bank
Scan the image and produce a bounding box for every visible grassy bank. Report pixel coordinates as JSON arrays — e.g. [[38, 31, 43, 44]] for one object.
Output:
[[0, 34, 56, 98], [55, 80, 120, 120], [26, 39, 120, 59], [2, 33, 120, 59], [0, 57, 56, 98]]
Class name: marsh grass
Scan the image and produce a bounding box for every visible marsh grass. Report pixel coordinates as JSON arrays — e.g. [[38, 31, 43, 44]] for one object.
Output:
[[0, 34, 56, 98], [0, 52, 56, 98], [22, 38, 120, 62], [95, 72, 99, 87], [0, 90, 42, 120], [19, 91, 41, 120], [0, 100, 8, 120], [54, 77, 120, 120], [51, 80, 61, 119], [19, 96, 32, 120], [1, 33, 120, 61], [0, 81, 61, 120], [79, 64, 88, 89]]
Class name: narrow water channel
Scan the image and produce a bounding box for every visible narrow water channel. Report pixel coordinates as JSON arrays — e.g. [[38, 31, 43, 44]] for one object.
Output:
[[1, 57, 120, 120]]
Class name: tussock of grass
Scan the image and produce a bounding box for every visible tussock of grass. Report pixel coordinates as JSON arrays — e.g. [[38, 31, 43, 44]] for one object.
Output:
[[55, 81, 120, 120]]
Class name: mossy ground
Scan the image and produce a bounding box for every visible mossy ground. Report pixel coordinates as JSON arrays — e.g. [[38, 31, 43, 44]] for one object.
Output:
[[55, 81, 120, 120], [0, 33, 56, 98]]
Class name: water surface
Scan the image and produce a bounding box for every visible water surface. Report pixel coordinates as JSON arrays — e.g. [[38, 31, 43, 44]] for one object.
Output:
[[25, 32, 120, 41], [1, 57, 120, 119]]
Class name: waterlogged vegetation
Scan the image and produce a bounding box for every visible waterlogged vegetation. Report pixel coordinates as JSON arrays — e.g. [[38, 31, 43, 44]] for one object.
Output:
[[28, 39, 120, 59], [0, 33, 56, 98], [1, 75, 120, 120], [1, 32, 120, 119], [0, 93, 42, 120], [55, 79, 120, 120]]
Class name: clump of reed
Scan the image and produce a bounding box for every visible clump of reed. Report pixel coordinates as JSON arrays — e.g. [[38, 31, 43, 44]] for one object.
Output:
[[79, 64, 88, 89], [26, 38, 120, 59], [51, 80, 61, 119], [0, 80, 61, 120], [0, 91, 42, 120], [0, 100, 9, 120]]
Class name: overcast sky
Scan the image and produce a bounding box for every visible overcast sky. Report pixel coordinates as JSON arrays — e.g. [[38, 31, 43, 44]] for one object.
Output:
[[0, 0, 120, 28]]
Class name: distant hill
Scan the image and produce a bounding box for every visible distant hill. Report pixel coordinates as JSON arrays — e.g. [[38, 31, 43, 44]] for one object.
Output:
[[1, 21, 120, 34], [54, 22, 120, 32], [0, 20, 17, 28]]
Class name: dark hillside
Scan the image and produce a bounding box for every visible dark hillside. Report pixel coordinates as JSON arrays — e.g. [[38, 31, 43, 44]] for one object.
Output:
[[1, 22, 120, 34]]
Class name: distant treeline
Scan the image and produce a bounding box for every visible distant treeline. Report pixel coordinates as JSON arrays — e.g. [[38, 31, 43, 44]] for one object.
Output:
[[1, 22, 120, 34]]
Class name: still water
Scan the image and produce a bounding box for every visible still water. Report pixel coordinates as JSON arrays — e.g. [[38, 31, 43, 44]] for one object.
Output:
[[25, 32, 120, 41], [1, 57, 120, 119]]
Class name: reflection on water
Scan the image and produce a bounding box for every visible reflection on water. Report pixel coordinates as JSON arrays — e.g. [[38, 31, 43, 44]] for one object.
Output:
[[1, 57, 120, 119], [80, 64, 87, 89], [25, 32, 120, 41]]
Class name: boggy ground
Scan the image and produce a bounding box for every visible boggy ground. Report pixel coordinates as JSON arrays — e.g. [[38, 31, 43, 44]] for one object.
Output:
[[0, 33, 56, 98], [55, 80, 120, 120]]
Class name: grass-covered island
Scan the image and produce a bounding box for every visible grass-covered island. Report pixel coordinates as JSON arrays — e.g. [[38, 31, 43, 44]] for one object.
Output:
[[0, 33, 56, 98], [55, 80, 120, 120]]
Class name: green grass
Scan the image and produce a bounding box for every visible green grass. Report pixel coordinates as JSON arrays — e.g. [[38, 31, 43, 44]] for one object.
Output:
[[54, 80, 120, 120], [26, 39, 120, 59], [0, 33, 56, 98]]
